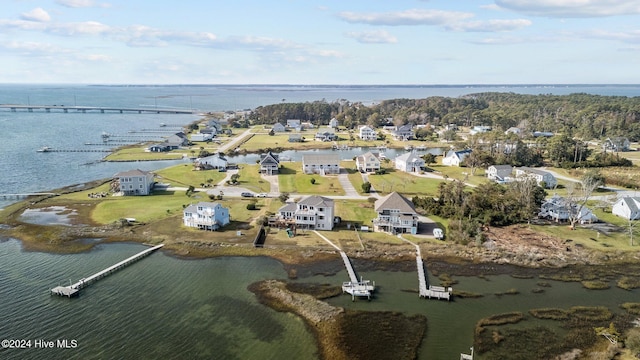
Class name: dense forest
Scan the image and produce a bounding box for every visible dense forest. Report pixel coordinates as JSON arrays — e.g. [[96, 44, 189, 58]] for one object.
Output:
[[246, 93, 640, 141]]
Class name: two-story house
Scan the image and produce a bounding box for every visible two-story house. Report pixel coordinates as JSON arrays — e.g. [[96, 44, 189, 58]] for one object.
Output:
[[259, 151, 280, 175], [442, 149, 472, 166], [302, 154, 340, 175], [278, 195, 334, 230], [612, 197, 640, 220], [315, 128, 338, 142], [114, 169, 155, 196], [286, 119, 302, 131], [538, 195, 597, 224], [183, 202, 230, 231], [394, 151, 424, 173], [514, 167, 557, 188], [165, 132, 189, 149], [358, 125, 377, 141], [195, 153, 228, 170], [392, 124, 414, 141], [355, 151, 381, 173], [373, 192, 418, 234], [486, 165, 513, 182]]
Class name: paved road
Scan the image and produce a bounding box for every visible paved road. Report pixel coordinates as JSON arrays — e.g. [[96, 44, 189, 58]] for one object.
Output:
[[217, 128, 253, 153]]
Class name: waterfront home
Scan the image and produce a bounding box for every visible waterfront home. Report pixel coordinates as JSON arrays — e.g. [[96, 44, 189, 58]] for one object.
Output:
[[286, 119, 302, 131], [259, 151, 280, 175], [514, 167, 557, 188], [207, 119, 223, 133], [114, 169, 155, 196], [486, 165, 513, 182], [602, 137, 631, 152], [358, 125, 377, 141], [166, 132, 189, 149], [394, 151, 425, 173], [373, 192, 418, 235], [329, 118, 339, 128], [392, 124, 414, 141], [288, 133, 303, 142], [196, 153, 228, 170], [302, 154, 340, 175], [355, 151, 381, 173], [442, 149, 472, 167], [278, 195, 335, 230], [271, 123, 286, 133], [612, 197, 640, 220], [183, 202, 230, 231], [538, 195, 597, 224], [315, 128, 338, 142], [191, 132, 213, 142], [469, 125, 491, 136], [146, 143, 171, 152]]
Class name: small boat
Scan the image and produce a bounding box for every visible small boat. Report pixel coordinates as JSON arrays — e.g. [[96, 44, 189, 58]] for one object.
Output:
[[37, 146, 51, 152], [404, 145, 413, 151], [416, 145, 427, 151], [379, 152, 386, 160]]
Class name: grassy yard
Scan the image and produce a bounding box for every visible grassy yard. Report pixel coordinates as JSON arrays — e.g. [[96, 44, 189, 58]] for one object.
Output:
[[155, 163, 227, 188], [430, 164, 488, 186], [104, 145, 185, 161], [238, 133, 335, 152], [278, 162, 345, 195], [341, 160, 368, 195], [367, 167, 445, 196], [531, 224, 635, 251], [237, 164, 271, 193]]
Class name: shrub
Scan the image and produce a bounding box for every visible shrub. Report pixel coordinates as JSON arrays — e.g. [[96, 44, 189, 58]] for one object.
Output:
[[310, 178, 316, 185], [246, 203, 257, 210]]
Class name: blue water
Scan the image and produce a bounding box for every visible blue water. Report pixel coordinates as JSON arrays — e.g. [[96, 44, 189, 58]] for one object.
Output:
[[2, 84, 640, 359]]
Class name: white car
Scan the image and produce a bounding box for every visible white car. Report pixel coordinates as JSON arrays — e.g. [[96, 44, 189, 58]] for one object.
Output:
[[256, 193, 268, 198], [433, 228, 444, 240]]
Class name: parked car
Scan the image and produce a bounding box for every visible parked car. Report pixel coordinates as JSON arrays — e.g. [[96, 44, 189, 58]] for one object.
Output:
[[241, 192, 254, 197], [218, 168, 227, 172], [433, 228, 444, 240], [256, 193, 268, 198]]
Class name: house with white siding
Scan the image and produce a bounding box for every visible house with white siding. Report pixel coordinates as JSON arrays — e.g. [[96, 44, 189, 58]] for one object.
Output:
[[392, 125, 414, 141], [373, 192, 419, 234], [394, 151, 424, 173], [486, 165, 513, 182], [302, 154, 340, 175], [259, 151, 280, 175], [329, 118, 339, 128], [183, 202, 230, 231], [442, 149, 472, 167], [114, 169, 155, 196], [278, 196, 335, 230], [538, 195, 597, 224], [272, 123, 286, 133], [355, 151, 381, 173], [514, 167, 557, 188], [358, 125, 377, 141], [196, 154, 228, 170], [612, 197, 640, 220]]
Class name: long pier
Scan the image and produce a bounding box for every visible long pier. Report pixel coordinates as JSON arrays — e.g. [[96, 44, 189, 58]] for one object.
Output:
[[400, 236, 452, 300], [0, 192, 57, 200], [1, 104, 195, 114], [51, 244, 164, 297], [37, 147, 111, 153], [313, 231, 375, 300]]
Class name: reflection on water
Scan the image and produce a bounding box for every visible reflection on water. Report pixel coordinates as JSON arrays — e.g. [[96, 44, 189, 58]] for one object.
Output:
[[19, 206, 77, 225]]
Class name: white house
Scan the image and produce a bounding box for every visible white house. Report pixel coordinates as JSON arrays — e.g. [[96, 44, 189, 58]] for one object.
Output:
[[505, 127, 522, 136], [612, 197, 640, 220], [355, 151, 381, 173], [329, 118, 339, 128], [196, 154, 228, 170], [278, 196, 335, 230], [442, 149, 472, 167], [302, 154, 340, 175], [486, 165, 513, 182], [373, 192, 418, 234], [190, 133, 213, 142], [392, 124, 414, 141], [538, 195, 598, 224], [394, 151, 425, 173], [286, 119, 302, 131], [315, 128, 337, 141], [514, 167, 557, 188], [469, 125, 491, 136], [114, 169, 154, 196], [183, 202, 230, 231], [259, 151, 280, 175], [272, 123, 286, 133], [603, 137, 631, 152], [358, 125, 377, 141]]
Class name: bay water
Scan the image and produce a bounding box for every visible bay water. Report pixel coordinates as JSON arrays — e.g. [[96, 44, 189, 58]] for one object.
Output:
[[2, 84, 640, 359]]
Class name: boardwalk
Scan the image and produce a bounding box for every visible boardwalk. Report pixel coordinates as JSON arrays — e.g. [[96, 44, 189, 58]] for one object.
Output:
[[51, 244, 164, 297], [1, 104, 195, 114], [400, 236, 452, 300], [313, 230, 375, 300]]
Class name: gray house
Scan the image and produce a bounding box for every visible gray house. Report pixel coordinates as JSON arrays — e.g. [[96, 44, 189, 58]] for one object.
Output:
[[259, 151, 280, 175]]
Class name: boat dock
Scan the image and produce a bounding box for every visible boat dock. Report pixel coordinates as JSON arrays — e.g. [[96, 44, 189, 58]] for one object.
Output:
[[1, 104, 195, 114], [313, 231, 375, 300], [401, 236, 452, 300], [0, 192, 57, 200], [51, 244, 164, 297], [37, 147, 111, 153]]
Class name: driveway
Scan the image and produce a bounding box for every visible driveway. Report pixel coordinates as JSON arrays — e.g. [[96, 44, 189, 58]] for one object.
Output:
[[262, 174, 280, 197], [338, 169, 361, 197]]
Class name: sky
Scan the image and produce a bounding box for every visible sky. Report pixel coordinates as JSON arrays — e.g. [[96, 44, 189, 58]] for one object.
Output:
[[2, 0, 640, 85]]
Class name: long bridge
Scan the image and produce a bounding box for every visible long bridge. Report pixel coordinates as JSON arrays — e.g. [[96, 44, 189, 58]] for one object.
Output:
[[51, 244, 164, 298], [401, 236, 452, 300], [1, 104, 196, 114]]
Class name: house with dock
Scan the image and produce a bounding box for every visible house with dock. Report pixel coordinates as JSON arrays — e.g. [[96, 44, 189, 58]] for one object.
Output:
[[392, 124, 414, 141], [195, 153, 228, 170], [358, 125, 377, 141], [277, 195, 335, 230], [302, 154, 340, 175], [394, 151, 425, 173], [114, 169, 155, 196], [373, 192, 419, 234], [315, 128, 338, 142], [183, 202, 230, 231], [259, 151, 280, 175], [355, 151, 381, 173]]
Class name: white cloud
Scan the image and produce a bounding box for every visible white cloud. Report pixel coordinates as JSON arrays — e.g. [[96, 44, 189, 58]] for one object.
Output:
[[345, 30, 398, 44], [447, 18, 532, 32], [77, 54, 112, 61], [337, 8, 473, 26], [56, 0, 111, 8], [20, 8, 51, 22], [495, 0, 640, 18], [2, 40, 67, 54]]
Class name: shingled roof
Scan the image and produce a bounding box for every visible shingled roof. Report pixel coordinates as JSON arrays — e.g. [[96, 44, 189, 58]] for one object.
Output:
[[375, 192, 416, 214]]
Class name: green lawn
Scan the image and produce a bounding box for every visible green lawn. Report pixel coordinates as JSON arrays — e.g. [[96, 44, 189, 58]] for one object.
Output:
[[341, 160, 368, 195], [155, 164, 227, 188], [238, 133, 337, 152], [334, 199, 378, 227], [237, 164, 271, 193], [104, 145, 185, 161], [367, 167, 445, 196], [278, 162, 345, 195], [430, 164, 488, 186], [531, 224, 635, 251]]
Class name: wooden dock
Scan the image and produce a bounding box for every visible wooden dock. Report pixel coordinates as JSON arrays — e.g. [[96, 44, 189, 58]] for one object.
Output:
[[401, 236, 452, 300], [313, 231, 375, 300], [0, 192, 57, 200], [51, 244, 164, 297], [1, 104, 195, 114]]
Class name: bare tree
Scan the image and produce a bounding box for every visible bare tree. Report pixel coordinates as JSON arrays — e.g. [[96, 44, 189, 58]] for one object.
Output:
[[627, 218, 639, 247], [564, 172, 603, 230]]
